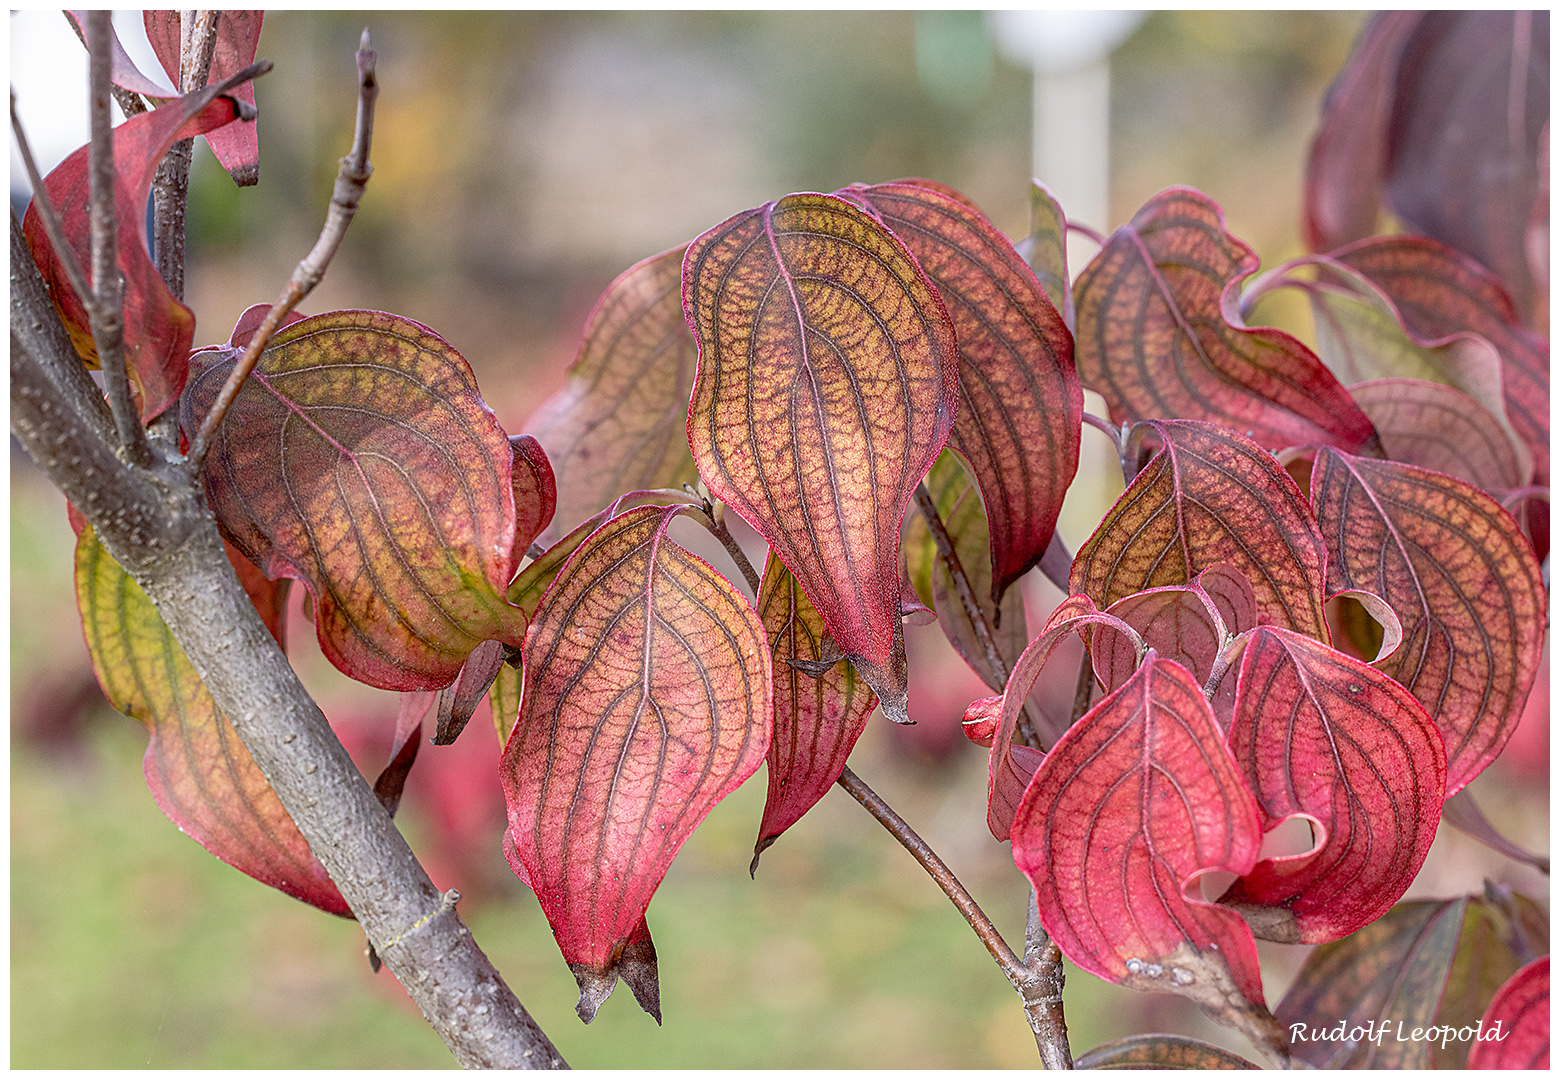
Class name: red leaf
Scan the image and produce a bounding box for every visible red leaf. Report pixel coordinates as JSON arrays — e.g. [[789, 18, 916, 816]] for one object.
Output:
[[683, 193, 960, 723], [75, 525, 347, 916], [1012, 654, 1281, 1053], [1093, 564, 1258, 697], [500, 504, 771, 1022], [838, 179, 1082, 605], [146, 11, 264, 185], [183, 310, 528, 691], [1467, 956, 1550, 1069], [507, 434, 557, 569], [1074, 187, 1376, 454], [985, 593, 1143, 839], [65, 11, 176, 98], [22, 77, 259, 419], [1221, 627, 1445, 944], [1311, 448, 1547, 794], [1072, 420, 1332, 643], [751, 550, 876, 870], [525, 246, 699, 539]]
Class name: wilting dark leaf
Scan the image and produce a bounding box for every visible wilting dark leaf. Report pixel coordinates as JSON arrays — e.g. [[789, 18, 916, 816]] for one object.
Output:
[[75, 525, 347, 915], [145, 10, 265, 185], [1072, 420, 1331, 643], [1466, 956, 1550, 1069], [183, 310, 528, 691], [839, 179, 1081, 606], [1075, 1033, 1260, 1070], [1012, 654, 1281, 1055], [683, 192, 959, 723], [751, 550, 876, 870], [1074, 187, 1376, 454], [525, 247, 699, 539], [1311, 448, 1546, 794], [1276, 898, 1467, 1069], [22, 73, 260, 418], [1221, 627, 1444, 944], [500, 504, 770, 1023]]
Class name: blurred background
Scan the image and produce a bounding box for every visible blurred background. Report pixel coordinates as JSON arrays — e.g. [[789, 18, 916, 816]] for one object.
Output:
[[12, 9, 1548, 1068]]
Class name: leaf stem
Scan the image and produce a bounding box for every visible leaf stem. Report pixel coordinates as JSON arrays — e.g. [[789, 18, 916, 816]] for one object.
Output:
[[187, 29, 379, 473], [1066, 220, 1107, 246], [837, 765, 1073, 1067], [85, 11, 152, 468], [702, 499, 763, 594]]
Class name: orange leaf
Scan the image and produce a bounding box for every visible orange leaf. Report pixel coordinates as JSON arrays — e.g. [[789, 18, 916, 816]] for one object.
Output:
[[183, 310, 528, 691], [1310, 448, 1547, 794], [683, 193, 959, 722], [1075, 187, 1376, 454], [839, 179, 1081, 605], [500, 504, 771, 1022]]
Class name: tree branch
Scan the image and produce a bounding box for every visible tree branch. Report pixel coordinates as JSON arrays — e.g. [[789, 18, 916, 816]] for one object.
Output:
[[1023, 891, 1073, 1069], [187, 27, 379, 472]]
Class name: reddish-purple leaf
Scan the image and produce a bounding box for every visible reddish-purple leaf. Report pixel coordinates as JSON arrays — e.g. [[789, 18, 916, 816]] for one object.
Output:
[[526, 247, 700, 540], [838, 179, 1081, 605], [1311, 448, 1546, 794], [1074, 1034, 1260, 1070], [1276, 897, 1466, 1069], [1467, 956, 1550, 1069], [683, 193, 960, 723], [1382, 13, 1549, 327], [1328, 236, 1550, 506], [1074, 187, 1376, 454], [985, 594, 1143, 839], [182, 310, 528, 691], [433, 639, 507, 746], [1349, 379, 1529, 493], [903, 448, 1028, 692], [1220, 627, 1444, 945], [65, 11, 176, 98], [500, 504, 771, 1022], [22, 75, 259, 418], [751, 549, 876, 870], [1093, 565, 1257, 696], [75, 525, 348, 916], [373, 691, 434, 817], [1072, 420, 1332, 643], [1012, 654, 1281, 1054], [146, 11, 264, 185], [507, 434, 557, 569]]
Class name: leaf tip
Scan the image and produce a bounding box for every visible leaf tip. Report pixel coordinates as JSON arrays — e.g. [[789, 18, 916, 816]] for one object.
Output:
[[569, 923, 661, 1024], [750, 832, 778, 878]]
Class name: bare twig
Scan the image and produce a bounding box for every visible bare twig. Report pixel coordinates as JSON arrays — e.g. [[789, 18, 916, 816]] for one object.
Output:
[[837, 766, 1073, 1067], [187, 28, 379, 472], [151, 9, 221, 298], [85, 11, 152, 467], [703, 500, 763, 594], [837, 766, 1024, 973]]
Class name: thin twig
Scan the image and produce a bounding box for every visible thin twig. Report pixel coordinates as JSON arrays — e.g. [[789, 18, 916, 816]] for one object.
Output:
[[85, 11, 152, 467], [912, 481, 1044, 744], [151, 9, 221, 298], [837, 766, 1025, 975], [187, 28, 379, 472], [10, 92, 95, 315], [703, 501, 763, 594]]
